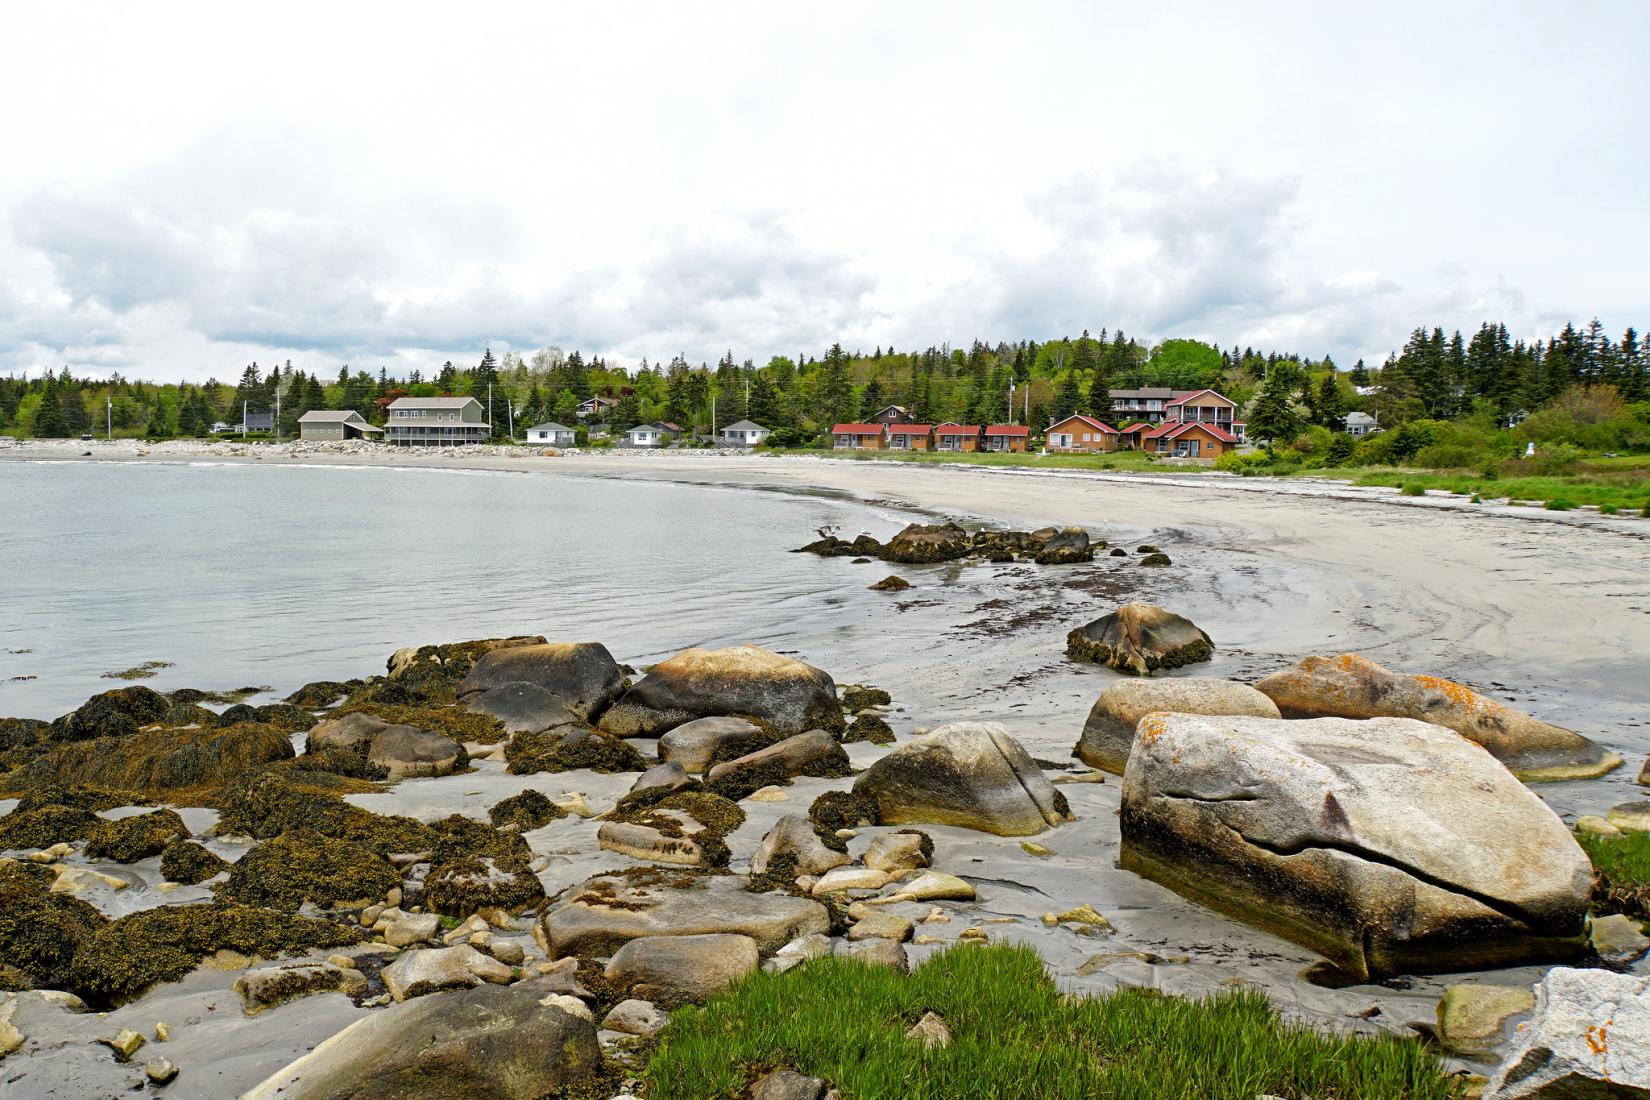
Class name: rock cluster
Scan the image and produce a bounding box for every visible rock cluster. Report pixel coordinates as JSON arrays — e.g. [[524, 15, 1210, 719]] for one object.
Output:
[[799, 522, 1101, 566]]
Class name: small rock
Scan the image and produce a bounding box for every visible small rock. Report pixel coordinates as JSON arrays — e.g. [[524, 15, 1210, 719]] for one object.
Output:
[[383, 912, 441, 948], [1020, 841, 1053, 857], [1042, 904, 1112, 932], [1607, 801, 1650, 832], [1589, 913, 1650, 967], [1436, 984, 1536, 1056], [747, 786, 790, 802], [1575, 816, 1623, 837], [538, 993, 593, 1022], [153, 1021, 172, 1042], [359, 904, 385, 928], [1076, 951, 1183, 975], [905, 1011, 952, 1048], [145, 1056, 180, 1085], [847, 913, 914, 942], [100, 1028, 146, 1061], [50, 866, 129, 893], [482, 938, 526, 966], [845, 938, 908, 972], [812, 867, 892, 895], [1481, 968, 1649, 1098], [920, 908, 950, 924], [381, 945, 513, 1002], [0, 998, 22, 1058], [884, 871, 975, 903], [863, 831, 931, 874], [959, 927, 987, 943], [605, 933, 758, 1004], [752, 815, 851, 879], [602, 998, 668, 1037], [869, 575, 911, 592], [235, 962, 368, 1016], [753, 1069, 827, 1100]]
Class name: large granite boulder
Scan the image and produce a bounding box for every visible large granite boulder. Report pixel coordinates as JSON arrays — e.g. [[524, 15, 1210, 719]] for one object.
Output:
[[1032, 526, 1094, 565], [381, 944, 513, 1002], [659, 716, 767, 774], [308, 711, 388, 753], [598, 645, 842, 738], [240, 983, 600, 1100], [1074, 677, 1280, 774], [1066, 603, 1213, 675], [308, 712, 466, 781], [852, 722, 1072, 837], [750, 814, 851, 878], [1482, 968, 1649, 1099], [605, 933, 759, 1004], [1255, 654, 1622, 782], [881, 522, 971, 564], [1120, 714, 1592, 980], [542, 871, 830, 956], [463, 682, 584, 735], [456, 641, 625, 722]]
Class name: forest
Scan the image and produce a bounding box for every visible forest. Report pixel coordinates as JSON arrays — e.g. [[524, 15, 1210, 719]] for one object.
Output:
[[3, 320, 1648, 467]]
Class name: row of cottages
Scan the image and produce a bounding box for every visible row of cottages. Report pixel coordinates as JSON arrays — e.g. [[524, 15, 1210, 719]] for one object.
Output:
[[830, 423, 1030, 452], [1046, 412, 1239, 457]]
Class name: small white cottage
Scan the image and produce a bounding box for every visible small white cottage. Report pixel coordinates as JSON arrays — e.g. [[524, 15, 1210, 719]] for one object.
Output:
[[719, 420, 770, 446], [624, 422, 683, 447], [526, 422, 576, 446]]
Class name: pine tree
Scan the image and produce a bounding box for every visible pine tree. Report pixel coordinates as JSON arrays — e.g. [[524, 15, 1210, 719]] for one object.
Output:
[[1315, 373, 1347, 431], [1247, 369, 1302, 446], [1053, 373, 1083, 420], [859, 378, 883, 420], [1350, 359, 1371, 386], [32, 372, 68, 437]]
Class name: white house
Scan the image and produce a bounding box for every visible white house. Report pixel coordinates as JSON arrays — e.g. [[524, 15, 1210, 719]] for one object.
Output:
[[1345, 411, 1378, 437], [624, 421, 683, 447], [719, 419, 770, 446], [526, 422, 576, 446]]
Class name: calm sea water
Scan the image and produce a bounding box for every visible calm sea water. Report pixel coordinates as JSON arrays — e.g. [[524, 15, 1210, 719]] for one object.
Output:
[[0, 460, 916, 720]]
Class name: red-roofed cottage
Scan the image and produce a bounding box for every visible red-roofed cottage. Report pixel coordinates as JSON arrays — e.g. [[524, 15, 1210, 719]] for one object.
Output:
[[887, 424, 934, 451], [982, 425, 1029, 453], [831, 424, 887, 450], [1046, 413, 1119, 453], [934, 424, 981, 452], [1142, 420, 1239, 457]]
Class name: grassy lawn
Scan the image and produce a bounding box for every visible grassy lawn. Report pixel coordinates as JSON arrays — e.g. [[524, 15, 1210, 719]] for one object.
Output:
[[783, 448, 1189, 473], [1269, 455, 1650, 512], [643, 943, 1460, 1100], [1577, 830, 1650, 919]]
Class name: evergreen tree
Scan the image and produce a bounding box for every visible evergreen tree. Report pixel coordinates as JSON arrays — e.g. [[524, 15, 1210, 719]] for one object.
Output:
[[1247, 369, 1302, 446], [859, 378, 883, 420], [57, 370, 92, 435], [1349, 359, 1370, 386], [436, 361, 458, 391], [817, 344, 854, 426], [1314, 373, 1347, 431], [1052, 373, 1083, 420], [32, 372, 68, 437], [747, 371, 784, 428]]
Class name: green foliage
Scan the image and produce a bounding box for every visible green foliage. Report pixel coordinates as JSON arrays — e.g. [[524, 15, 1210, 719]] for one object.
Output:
[[644, 943, 1459, 1100], [1401, 484, 1426, 496], [1576, 830, 1650, 920], [1544, 498, 1578, 510]]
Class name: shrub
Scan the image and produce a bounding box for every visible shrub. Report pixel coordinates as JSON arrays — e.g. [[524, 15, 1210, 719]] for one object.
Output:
[[1324, 433, 1356, 465], [1401, 484, 1426, 497], [1600, 504, 1619, 515], [1545, 498, 1578, 511]]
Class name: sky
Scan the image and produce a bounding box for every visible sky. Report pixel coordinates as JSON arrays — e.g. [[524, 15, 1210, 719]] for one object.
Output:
[[1, 1, 1646, 382]]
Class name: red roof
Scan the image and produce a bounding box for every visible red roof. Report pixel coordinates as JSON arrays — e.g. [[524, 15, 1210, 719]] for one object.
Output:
[[659, 421, 684, 432], [1147, 421, 1237, 443], [983, 425, 1029, 437], [887, 424, 934, 435], [934, 424, 980, 434], [832, 424, 884, 435], [1049, 414, 1118, 434], [1164, 388, 1233, 407], [1118, 421, 1152, 433]]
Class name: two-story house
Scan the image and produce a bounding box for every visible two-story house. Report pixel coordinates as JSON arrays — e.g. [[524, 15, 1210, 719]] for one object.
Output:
[[384, 396, 490, 447], [575, 396, 618, 420]]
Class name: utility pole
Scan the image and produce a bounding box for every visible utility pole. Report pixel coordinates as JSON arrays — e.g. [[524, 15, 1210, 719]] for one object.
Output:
[[711, 395, 717, 438], [106, 395, 112, 440], [242, 400, 247, 440], [1007, 385, 1014, 425], [274, 388, 281, 443], [488, 382, 494, 441], [507, 399, 514, 441]]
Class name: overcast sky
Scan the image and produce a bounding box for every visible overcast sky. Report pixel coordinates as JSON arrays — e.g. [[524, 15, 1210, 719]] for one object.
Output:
[[2, 2, 1645, 381]]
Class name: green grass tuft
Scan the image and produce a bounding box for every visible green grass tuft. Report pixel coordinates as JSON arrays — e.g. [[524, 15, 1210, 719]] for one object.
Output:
[[1401, 483, 1426, 496], [643, 943, 1460, 1100], [1577, 829, 1650, 920], [1545, 498, 1578, 511]]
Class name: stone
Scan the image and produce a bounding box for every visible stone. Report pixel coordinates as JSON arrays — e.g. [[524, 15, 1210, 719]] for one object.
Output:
[[602, 998, 668, 1037], [1073, 677, 1281, 774], [630, 760, 694, 795], [869, 575, 911, 591], [863, 830, 931, 873], [1640, 755, 1648, 786], [539, 993, 592, 1022], [381, 944, 513, 1001], [748, 786, 790, 802], [1589, 914, 1650, 967], [144, 1056, 180, 1084], [882, 522, 971, 564], [1033, 526, 1093, 565], [846, 938, 908, 972], [905, 1011, 952, 1048], [599, 645, 843, 738], [307, 711, 390, 753], [768, 932, 834, 973], [49, 866, 129, 893], [1254, 654, 1622, 782], [463, 681, 585, 735], [1482, 968, 1649, 1099], [704, 729, 848, 785], [382, 912, 441, 948], [753, 1069, 827, 1100], [1021, 841, 1053, 857], [883, 871, 976, 903], [1044, 904, 1112, 931], [543, 871, 830, 956], [100, 1027, 146, 1060], [750, 815, 851, 878], [456, 641, 626, 722], [1120, 713, 1593, 980], [235, 962, 368, 1016], [240, 983, 601, 1100], [604, 933, 758, 1004], [598, 814, 715, 867], [151, 1020, 170, 1041], [657, 716, 768, 774], [0, 996, 21, 1058], [1436, 984, 1537, 1056], [848, 912, 914, 942], [1065, 602, 1213, 675], [367, 723, 466, 781], [481, 938, 525, 966], [1608, 802, 1650, 832], [852, 722, 1072, 836], [812, 867, 892, 895], [1577, 816, 1623, 837]]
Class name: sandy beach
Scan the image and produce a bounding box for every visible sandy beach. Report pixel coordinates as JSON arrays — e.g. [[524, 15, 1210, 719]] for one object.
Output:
[[3, 439, 1648, 1096]]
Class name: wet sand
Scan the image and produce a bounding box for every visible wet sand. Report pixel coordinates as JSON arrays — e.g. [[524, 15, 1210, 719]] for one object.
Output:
[[4, 441, 1648, 1096]]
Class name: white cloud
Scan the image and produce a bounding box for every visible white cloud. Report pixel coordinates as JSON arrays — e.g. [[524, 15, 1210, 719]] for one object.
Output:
[[0, 1, 1645, 380]]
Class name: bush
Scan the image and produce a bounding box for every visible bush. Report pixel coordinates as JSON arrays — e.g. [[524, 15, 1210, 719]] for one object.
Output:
[[1545, 498, 1578, 511], [1401, 484, 1426, 497], [1324, 433, 1356, 465], [1600, 504, 1619, 515]]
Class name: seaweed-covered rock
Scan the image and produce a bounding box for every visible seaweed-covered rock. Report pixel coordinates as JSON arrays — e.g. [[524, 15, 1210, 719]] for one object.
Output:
[[869, 575, 910, 591], [487, 789, 564, 832], [505, 726, 645, 774], [47, 687, 170, 742], [1065, 602, 1213, 675], [1255, 654, 1622, 782], [213, 771, 439, 858], [307, 711, 387, 753], [543, 869, 830, 957], [235, 960, 367, 1016], [424, 855, 546, 917], [84, 809, 189, 863], [386, 636, 545, 693], [881, 522, 970, 564], [0, 863, 108, 988], [750, 814, 850, 878], [1032, 526, 1094, 565], [161, 701, 220, 728], [853, 722, 1072, 837], [248, 703, 317, 732], [658, 716, 768, 774], [367, 723, 466, 781], [240, 982, 600, 1100], [68, 903, 365, 1004], [382, 944, 513, 1002], [0, 717, 50, 753], [429, 814, 532, 869], [159, 841, 230, 885], [12, 721, 295, 797], [13, 784, 148, 813], [705, 729, 849, 786], [463, 682, 584, 735], [841, 686, 891, 711], [217, 830, 400, 911], [0, 805, 99, 851], [1074, 677, 1281, 774], [843, 714, 895, 744], [601, 792, 746, 868], [1120, 713, 1591, 980], [807, 791, 878, 851], [456, 642, 625, 723], [632, 760, 696, 797], [285, 680, 354, 709], [599, 645, 843, 738], [1139, 552, 1172, 567]]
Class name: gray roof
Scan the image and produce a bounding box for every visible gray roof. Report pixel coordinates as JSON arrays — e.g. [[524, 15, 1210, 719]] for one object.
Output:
[[528, 422, 573, 433], [387, 396, 481, 409], [299, 409, 365, 422], [721, 420, 767, 432]]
